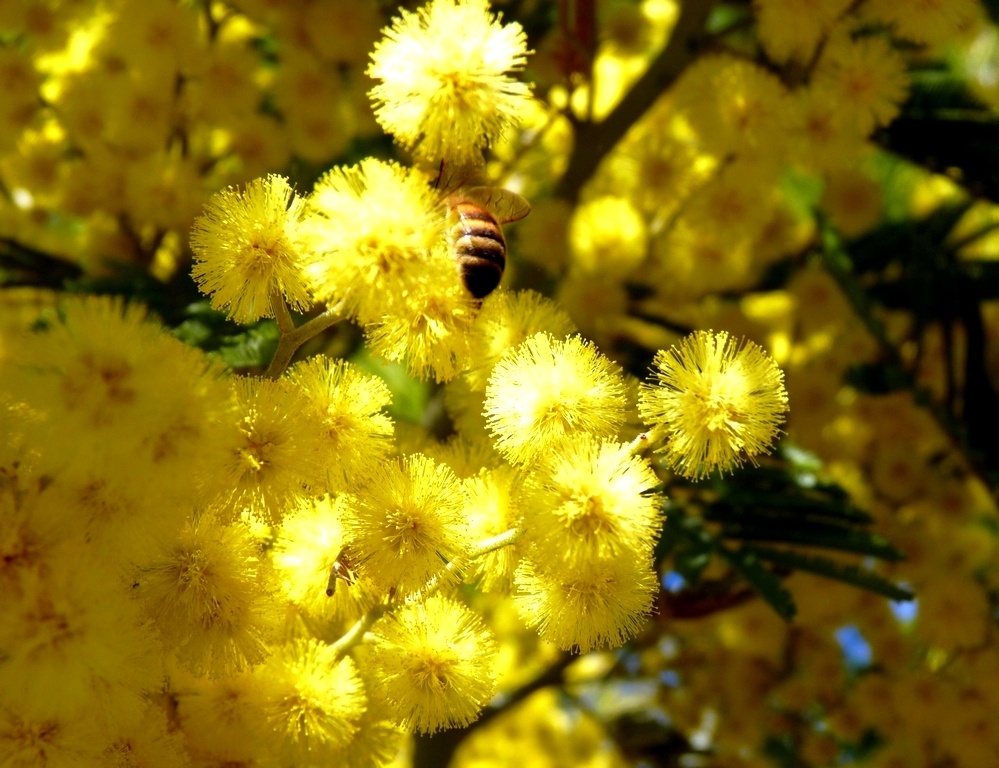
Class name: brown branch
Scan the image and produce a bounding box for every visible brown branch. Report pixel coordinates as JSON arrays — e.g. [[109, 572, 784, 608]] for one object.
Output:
[[264, 300, 344, 379], [411, 653, 574, 768], [655, 582, 756, 620], [552, 0, 714, 203]]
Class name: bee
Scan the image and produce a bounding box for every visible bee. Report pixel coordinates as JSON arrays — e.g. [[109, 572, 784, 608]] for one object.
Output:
[[437, 164, 531, 299], [326, 547, 357, 596]]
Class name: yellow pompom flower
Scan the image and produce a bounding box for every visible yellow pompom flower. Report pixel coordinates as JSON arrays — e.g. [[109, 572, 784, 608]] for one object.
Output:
[[0, 550, 162, 725], [813, 31, 910, 135], [100, 0, 201, 78], [220, 376, 328, 522], [123, 150, 206, 234], [555, 273, 630, 345], [787, 84, 869, 173], [366, 594, 497, 733], [864, 0, 982, 47], [483, 333, 628, 465], [464, 464, 523, 592], [95, 706, 187, 768], [0, 49, 40, 154], [916, 572, 991, 652], [137, 512, 279, 678], [44, 472, 173, 570], [422, 433, 503, 478], [452, 686, 620, 768], [568, 195, 648, 277], [753, 0, 854, 63], [0, 477, 83, 601], [362, 244, 478, 383], [674, 54, 791, 160], [323, 667, 406, 768], [367, 0, 532, 167], [521, 436, 663, 566], [271, 51, 354, 164], [513, 551, 657, 653], [301, 0, 385, 66], [680, 158, 779, 243], [602, 112, 709, 223], [2, 295, 235, 511], [182, 34, 261, 124], [271, 494, 375, 622], [346, 454, 472, 594], [638, 330, 789, 479], [463, 289, 577, 390], [252, 639, 367, 764], [190, 175, 314, 325], [99, 70, 176, 156], [821, 167, 884, 238], [0, 706, 96, 767], [175, 672, 272, 763], [303, 158, 442, 323], [286, 356, 395, 491]]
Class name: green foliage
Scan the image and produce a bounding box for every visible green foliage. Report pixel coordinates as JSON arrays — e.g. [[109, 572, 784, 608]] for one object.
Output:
[[880, 69, 999, 203], [173, 302, 279, 370], [3, 1, 999, 767], [717, 542, 799, 621], [744, 547, 913, 602], [660, 457, 912, 621]]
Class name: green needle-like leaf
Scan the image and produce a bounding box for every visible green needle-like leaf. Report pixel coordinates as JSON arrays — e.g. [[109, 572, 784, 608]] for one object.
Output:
[[716, 544, 796, 621], [717, 521, 904, 561], [710, 492, 872, 524], [744, 546, 914, 602]]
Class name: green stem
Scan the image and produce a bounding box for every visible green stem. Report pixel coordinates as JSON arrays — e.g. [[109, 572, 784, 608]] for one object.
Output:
[[264, 298, 345, 379], [472, 526, 523, 557], [329, 601, 390, 660], [414, 527, 524, 601], [270, 288, 295, 334], [627, 423, 668, 456]]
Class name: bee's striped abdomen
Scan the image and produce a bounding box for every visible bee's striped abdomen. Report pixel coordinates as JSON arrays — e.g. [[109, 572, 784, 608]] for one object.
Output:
[[449, 201, 507, 299]]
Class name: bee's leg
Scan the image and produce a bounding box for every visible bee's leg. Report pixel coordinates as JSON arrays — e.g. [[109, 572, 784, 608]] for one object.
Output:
[[434, 159, 445, 190]]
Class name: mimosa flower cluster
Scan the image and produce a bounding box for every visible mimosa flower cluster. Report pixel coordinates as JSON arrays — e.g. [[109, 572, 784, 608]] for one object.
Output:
[[3, 0, 994, 766], [0, 1, 789, 762]]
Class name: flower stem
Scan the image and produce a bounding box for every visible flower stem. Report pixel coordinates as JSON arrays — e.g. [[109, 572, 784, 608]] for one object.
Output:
[[628, 423, 668, 456], [329, 600, 390, 660], [265, 298, 346, 379], [270, 288, 295, 334]]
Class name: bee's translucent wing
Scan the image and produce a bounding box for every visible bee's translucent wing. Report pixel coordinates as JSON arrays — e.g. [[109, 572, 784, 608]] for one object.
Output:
[[435, 160, 467, 192], [462, 186, 531, 224], [435, 158, 487, 193]]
